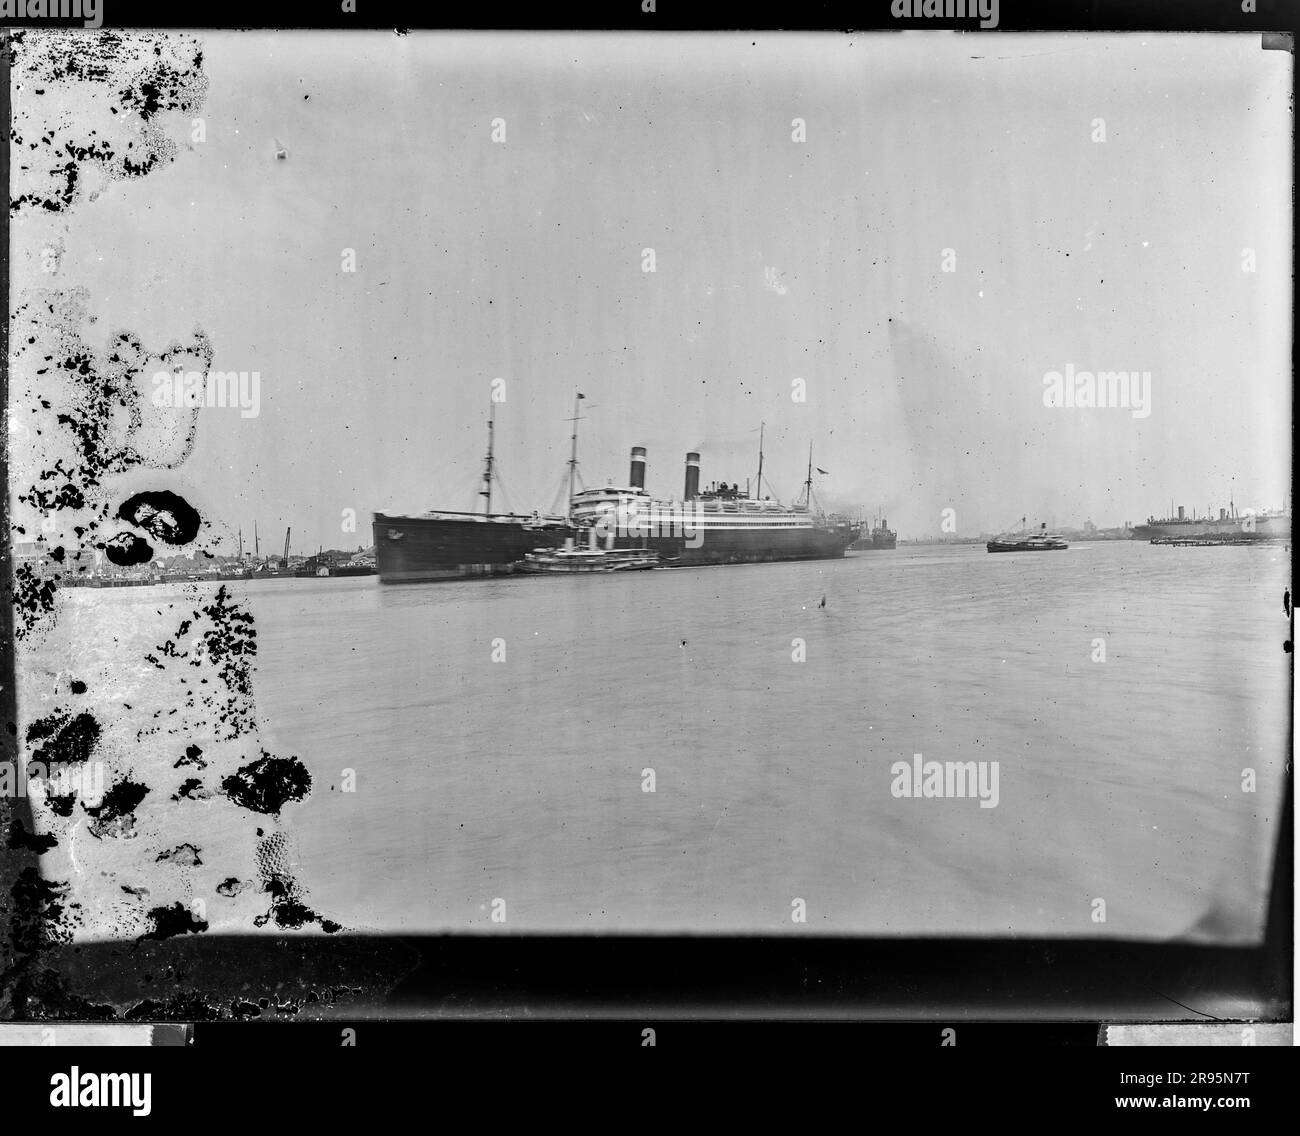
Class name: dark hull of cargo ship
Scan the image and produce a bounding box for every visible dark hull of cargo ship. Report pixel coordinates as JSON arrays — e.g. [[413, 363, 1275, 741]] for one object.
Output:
[[850, 532, 897, 551], [616, 523, 858, 566], [373, 512, 565, 583]]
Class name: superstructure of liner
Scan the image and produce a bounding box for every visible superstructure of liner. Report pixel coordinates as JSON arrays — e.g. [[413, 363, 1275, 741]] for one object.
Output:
[[568, 448, 859, 566], [1131, 503, 1291, 542]]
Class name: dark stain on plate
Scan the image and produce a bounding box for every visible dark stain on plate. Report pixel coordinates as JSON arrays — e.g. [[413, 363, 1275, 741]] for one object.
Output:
[[117, 490, 201, 545], [142, 902, 208, 940], [83, 777, 150, 839], [3, 30, 404, 1024], [7, 821, 59, 855], [103, 531, 153, 566], [221, 752, 312, 815], [26, 709, 101, 767], [9, 30, 208, 215]]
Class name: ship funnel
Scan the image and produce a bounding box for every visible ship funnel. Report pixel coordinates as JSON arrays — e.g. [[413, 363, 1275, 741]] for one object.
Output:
[[684, 452, 701, 500], [1177, 505, 1185, 520], [1219, 508, 1227, 521], [629, 446, 647, 489]]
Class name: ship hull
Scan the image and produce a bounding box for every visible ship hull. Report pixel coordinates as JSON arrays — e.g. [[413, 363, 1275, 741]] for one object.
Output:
[[851, 534, 897, 551], [373, 512, 565, 583], [376, 505, 859, 581], [617, 523, 858, 566], [986, 541, 1067, 553], [1132, 516, 1290, 541]]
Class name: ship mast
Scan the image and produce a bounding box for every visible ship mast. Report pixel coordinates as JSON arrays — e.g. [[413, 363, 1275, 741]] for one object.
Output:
[[565, 391, 585, 521], [754, 421, 765, 501], [803, 442, 813, 509], [480, 400, 496, 515]]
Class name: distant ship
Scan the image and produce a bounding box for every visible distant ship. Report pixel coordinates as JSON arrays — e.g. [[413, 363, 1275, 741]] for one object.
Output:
[[850, 511, 897, 551], [987, 519, 1069, 553], [1131, 502, 1290, 542]]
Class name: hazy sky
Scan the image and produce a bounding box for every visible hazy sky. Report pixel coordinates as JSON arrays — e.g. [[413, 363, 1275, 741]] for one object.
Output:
[[24, 31, 1293, 544]]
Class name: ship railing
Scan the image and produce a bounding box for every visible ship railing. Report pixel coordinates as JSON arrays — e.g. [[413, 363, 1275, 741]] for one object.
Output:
[[400, 508, 569, 524]]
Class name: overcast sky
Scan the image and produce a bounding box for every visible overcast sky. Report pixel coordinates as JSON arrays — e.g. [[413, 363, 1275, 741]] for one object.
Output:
[[35, 31, 1293, 545]]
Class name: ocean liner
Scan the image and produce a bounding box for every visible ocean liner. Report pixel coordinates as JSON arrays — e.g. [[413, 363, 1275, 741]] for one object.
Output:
[[375, 404, 859, 581], [567, 442, 859, 566], [1131, 502, 1291, 542]]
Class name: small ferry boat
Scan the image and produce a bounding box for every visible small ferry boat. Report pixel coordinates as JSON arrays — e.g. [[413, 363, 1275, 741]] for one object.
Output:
[[987, 519, 1069, 553], [518, 540, 659, 574]]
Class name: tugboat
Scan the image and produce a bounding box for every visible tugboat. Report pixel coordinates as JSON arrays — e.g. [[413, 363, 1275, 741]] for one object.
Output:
[[986, 519, 1069, 553], [518, 535, 659, 574]]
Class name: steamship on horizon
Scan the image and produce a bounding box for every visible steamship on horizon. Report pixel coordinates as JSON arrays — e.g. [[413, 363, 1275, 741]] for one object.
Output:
[[1131, 500, 1291, 542], [372, 402, 860, 583], [850, 511, 897, 551]]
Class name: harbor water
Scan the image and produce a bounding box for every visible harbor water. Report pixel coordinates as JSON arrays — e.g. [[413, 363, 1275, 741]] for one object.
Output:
[[35, 541, 1291, 942]]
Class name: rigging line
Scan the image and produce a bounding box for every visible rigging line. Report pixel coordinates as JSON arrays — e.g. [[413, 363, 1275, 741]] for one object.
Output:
[[459, 469, 485, 512], [548, 469, 573, 517], [490, 469, 516, 516]]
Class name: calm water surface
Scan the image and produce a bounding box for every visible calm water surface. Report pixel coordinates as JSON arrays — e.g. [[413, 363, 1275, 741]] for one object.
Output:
[[227, 541, 1289, 940]]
